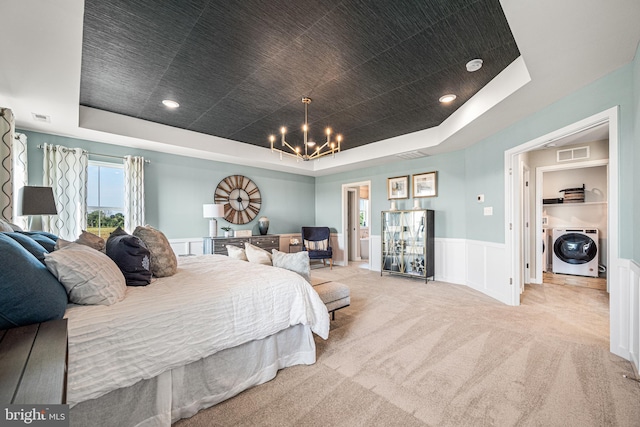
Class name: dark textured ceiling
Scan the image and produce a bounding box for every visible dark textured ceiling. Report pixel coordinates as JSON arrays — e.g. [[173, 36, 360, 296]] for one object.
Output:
[[80, 0, 519, 152]]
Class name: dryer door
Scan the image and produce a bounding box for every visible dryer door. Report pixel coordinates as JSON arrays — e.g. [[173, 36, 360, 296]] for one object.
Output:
[[553, 232, 597, 265]]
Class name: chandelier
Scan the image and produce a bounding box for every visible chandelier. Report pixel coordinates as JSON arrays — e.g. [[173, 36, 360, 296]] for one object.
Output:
[[269, 97, 342, 161]]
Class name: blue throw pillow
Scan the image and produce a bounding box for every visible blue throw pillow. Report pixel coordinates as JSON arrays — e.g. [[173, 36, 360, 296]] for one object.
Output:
[[2, 232, 49, 264], [16, 231, 58, 252], [0, 234, 68, 329], [106, 228, 152, 286]]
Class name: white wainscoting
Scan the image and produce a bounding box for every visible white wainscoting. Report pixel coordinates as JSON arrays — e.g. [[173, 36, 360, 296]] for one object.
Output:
[[169, 238, 204, 256], [617, 259, 640, 373]]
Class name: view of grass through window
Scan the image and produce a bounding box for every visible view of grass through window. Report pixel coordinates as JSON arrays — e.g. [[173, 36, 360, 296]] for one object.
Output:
[[87, 161, 124, 239]]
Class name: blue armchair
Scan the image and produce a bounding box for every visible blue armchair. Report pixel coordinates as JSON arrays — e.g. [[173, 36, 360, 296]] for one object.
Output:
[[301, 227, 333, 269]]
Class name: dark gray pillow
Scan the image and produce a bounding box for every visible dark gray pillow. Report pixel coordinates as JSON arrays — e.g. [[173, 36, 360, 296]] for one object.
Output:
[[106, 227, 152, 286], [0, 234, 68, 329]]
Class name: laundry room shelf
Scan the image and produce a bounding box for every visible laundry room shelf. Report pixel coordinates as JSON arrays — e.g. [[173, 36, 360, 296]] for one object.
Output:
[[543, 201, 607, 207]]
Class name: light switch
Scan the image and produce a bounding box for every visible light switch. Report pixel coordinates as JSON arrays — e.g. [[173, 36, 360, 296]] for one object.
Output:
[[477, 194, 484, 203], [484, 206, 493, 216]]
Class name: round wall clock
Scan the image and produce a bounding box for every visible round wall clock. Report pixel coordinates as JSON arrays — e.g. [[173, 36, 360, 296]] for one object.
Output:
[[214, 175, 262, 225]]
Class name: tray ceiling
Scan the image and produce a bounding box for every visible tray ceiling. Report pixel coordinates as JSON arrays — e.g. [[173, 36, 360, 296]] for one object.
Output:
[[79, 0, 520, 152]]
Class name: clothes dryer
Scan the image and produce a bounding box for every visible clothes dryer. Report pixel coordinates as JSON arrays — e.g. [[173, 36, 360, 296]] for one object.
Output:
[[552, 228, 599, 277]]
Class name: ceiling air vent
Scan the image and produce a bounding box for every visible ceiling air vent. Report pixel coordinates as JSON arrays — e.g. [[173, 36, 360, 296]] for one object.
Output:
[[557, 146, 589, 162], [395, 150, 429, 160], [31, 112, 51, 123]]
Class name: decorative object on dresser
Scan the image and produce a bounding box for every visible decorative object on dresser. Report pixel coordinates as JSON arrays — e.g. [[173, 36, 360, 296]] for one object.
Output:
[[258, 216, 269, 235], [214, 175, 262, 225], [412, 171, 437, 198], [269, 97, 342, 162], [221, 226, 232, 237], [381, 209, 434, 282], [203, 203, 225, 237], [203, 234, 279, 256], [234, 229, 251, 237], [387, 175, 409, 200]]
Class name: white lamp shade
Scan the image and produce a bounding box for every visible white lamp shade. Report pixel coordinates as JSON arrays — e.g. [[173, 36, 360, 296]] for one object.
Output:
[[203, 203, 225, 218]]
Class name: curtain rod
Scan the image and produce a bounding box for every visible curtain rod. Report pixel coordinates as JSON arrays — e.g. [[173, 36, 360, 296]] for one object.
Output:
[[36, 144, 151, 163]]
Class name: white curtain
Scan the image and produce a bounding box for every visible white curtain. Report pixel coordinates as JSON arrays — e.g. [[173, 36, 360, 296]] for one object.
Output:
[[0, 107, 15, 222], [12, 133, 28, 230], [42, 143, 88, 240], [124, 155, 145, 233]]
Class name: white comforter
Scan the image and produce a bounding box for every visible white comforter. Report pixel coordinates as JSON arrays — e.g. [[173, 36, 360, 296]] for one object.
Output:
[[64, 255, 330, 406]]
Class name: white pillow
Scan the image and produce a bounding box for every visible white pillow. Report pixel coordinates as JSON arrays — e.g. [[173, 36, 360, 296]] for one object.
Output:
[[271, 249, 310, 283], [44, 243, 126, 306], [226, 245, 248, 261], [244, 242, 272, 265]]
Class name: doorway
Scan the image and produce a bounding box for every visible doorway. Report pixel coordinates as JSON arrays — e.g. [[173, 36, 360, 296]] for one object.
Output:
[[341, 180, 371, 268], [505, 106, 622, 357]]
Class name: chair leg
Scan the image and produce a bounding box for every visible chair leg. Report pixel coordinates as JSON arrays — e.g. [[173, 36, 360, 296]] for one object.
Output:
[[322, 259, 326, 266], [330, 258, 333, 270]]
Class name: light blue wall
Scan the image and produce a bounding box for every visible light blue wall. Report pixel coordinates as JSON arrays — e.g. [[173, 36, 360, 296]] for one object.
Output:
[[465, 64, 635, 248], [316, 60, 638, 260], [20, 130, 316, 239], [315, 150, 467, 237]]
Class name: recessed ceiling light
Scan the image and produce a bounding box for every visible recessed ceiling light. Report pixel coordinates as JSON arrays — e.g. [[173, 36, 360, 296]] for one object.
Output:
[[162, 99, 180, 108], [466, 58, 483, 72], [439, 94, 457, 103]]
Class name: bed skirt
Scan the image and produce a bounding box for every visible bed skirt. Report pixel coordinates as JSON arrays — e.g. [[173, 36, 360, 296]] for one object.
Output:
[[70, 324, 316, 427]]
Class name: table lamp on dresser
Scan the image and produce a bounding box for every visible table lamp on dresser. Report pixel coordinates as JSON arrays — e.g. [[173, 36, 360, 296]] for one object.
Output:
[[203, 203, 225, 238]]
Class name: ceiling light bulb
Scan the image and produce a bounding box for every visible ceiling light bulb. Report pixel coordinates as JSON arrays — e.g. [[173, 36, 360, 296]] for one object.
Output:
[[307, 141, 316, 147], [326, 128, 331, 135], [466, 58, 483, 72], [439, 94, 456, 103], [269, 135, 275, 143], [303, 124, 308, 132], [162, 99, 179, 108], [281, 127, 286, 134]]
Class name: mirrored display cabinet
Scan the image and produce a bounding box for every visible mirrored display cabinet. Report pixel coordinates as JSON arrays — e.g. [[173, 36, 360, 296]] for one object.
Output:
[[381, 209, 434, 282]]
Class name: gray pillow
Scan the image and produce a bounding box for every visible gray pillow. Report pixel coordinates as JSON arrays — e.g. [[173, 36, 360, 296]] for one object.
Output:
[[271, 249, 310, 283], [133, 225, 177, 277], [45, 243, 126, 306]]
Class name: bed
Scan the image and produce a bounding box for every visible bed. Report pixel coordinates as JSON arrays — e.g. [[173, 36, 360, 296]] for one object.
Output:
[[65, 254, 330, 426]]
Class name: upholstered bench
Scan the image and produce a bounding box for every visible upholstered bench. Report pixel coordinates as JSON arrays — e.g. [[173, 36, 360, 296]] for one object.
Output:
[[311, 279, 350, 320]]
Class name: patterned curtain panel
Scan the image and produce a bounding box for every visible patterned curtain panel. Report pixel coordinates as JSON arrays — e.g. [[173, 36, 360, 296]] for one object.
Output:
[[12, 133, 28, 230], [42, 143, 88, 240], [123, 155, 145, 233], [0, 108, 15, 222]]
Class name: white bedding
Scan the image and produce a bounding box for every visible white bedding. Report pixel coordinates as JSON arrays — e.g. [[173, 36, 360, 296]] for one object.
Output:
[[64, 254, 330, 407]]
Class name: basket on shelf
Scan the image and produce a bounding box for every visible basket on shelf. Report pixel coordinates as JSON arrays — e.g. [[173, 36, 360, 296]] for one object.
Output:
[[560, 184, 585, 203]]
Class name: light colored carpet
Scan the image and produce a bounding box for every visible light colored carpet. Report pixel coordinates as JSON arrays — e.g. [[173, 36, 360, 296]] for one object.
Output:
[[174, 265, 640, 426]]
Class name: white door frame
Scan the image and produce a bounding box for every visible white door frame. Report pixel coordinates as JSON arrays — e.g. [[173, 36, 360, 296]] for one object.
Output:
[[534, 158, 609, 285], [522, 162, 531, 291], [504, 106, 621, 356], [341, 180, 371, 268]]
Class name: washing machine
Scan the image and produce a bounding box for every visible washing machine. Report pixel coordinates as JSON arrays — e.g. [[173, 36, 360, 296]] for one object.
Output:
[[552, 228, 599, 277]]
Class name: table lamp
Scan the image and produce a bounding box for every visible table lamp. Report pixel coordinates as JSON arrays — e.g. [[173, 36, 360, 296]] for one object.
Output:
[[203, 204, 225, 237], [19, 186, 58, 230]]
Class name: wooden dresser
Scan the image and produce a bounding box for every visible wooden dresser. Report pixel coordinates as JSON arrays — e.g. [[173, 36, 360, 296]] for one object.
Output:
[[0, 319, 68, 404], [203, 235, 280, 255]]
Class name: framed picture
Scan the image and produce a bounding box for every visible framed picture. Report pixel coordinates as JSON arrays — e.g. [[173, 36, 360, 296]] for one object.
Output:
[[387, 175, 409, 200], [412, 171, 437, 198]]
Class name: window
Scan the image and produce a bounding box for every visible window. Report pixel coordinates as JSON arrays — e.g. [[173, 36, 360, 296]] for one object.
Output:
[[87, 161, 124, 239]]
